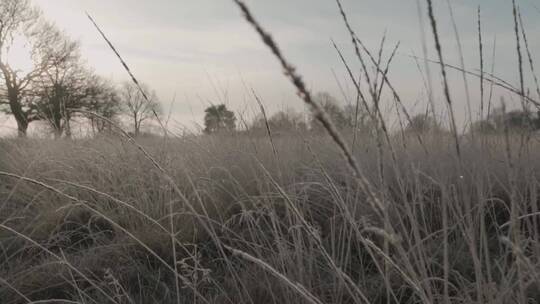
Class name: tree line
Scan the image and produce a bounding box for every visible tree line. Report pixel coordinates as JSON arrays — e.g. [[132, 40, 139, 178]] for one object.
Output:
[[203, 92, 540, 136], [0, 0, 160, 137], [4, 1, 536, 138], [203, 92, 375, 135]]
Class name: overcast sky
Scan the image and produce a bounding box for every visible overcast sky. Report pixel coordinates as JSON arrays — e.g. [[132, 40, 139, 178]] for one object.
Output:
[[2, 0, 540, 135]]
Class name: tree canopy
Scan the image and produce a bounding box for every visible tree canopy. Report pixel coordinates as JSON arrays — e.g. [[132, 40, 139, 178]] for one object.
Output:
[[0, 0, 168, 138], [472, 107, 540, 134], [119, 81, 161, 136], [204, 104, 236, 134]]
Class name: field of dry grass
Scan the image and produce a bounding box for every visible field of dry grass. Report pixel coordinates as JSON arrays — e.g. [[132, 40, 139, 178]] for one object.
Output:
[[1, 132, 539, 303]]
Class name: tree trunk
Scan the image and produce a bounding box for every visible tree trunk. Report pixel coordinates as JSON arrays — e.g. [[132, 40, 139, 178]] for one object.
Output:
[[49, 92, 64, 139], [134, 113, 139, 136], [8, 89, 29, 137], [52, 111, 63, 139], [1, 63, 29, 137], [15, 118, 28, 137], [64, 116, 72, 138]]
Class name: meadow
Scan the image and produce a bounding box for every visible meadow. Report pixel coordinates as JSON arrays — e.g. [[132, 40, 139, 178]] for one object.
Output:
[[1, 131, 539, 303], [2, 0, 540, 303]]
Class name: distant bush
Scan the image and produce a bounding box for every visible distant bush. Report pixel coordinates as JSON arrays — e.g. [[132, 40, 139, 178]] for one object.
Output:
[[405, 113, 444, 134], [251, 110, 307, 135], [472, 107, 540, 134]]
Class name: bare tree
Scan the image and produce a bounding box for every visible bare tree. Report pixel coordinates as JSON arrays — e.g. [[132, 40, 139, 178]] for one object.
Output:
[[0, 0, 41, 136], [35, 31, 86, 137], [406, 113, 442, 134], [119, 81, 160, 136], [0, 1, 120, 138], [252, 109, 306, 135], [83, 76, 121, 135], [32, 21, 121, 138], [0, 1, 82, 137], [310, 92, 348, 132]]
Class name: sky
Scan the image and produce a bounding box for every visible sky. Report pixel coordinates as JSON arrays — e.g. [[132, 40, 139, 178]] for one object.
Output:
[[2, 0, 540, 135]]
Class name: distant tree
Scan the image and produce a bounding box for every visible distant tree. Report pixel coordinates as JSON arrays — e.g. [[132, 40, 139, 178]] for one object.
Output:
[[498, 110, 539, 131], [83, 76, 121, 135], [29, 28, 123, 138], [470, 120, 497, 134], [252, 109, 306, 134], [268, 110, 307, 132], [310, 92, 347, 131], [0, 0, 41, 136], [35, 37, 87, 137], [472, 107, 540, 134], [343, 103, 372, 134], [119, 81, 160, 136], [405, 114, 441, 134], [0, 2, 80, 137], [204, 104, 236, 134]]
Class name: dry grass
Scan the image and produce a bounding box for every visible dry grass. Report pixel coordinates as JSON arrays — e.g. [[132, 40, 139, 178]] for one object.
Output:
[[0, 132, 539, 303]]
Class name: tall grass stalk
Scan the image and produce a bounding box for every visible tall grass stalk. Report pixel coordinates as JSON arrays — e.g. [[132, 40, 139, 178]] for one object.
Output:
[[425, 0, 461, 159]]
